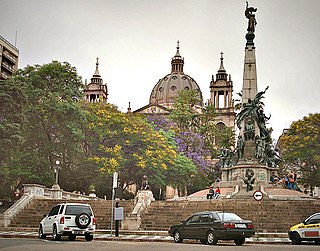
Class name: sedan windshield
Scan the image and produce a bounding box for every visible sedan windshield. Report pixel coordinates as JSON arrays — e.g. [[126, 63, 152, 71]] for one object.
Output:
[[216, 212, 242, 221]]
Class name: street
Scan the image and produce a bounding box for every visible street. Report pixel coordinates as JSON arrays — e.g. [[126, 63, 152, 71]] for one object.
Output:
[[0, 238, 319, 251]]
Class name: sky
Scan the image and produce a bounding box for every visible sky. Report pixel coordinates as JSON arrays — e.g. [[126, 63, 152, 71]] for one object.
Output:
[[1, 0, 320, 141]]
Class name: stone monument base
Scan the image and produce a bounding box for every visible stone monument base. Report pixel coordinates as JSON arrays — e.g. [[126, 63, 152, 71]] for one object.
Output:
[[220, 163, 277, 198]]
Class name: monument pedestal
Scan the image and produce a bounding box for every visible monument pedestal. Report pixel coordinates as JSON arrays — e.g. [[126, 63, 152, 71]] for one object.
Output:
[[123, 189, 155, 230], [220, 163, 277, 198]]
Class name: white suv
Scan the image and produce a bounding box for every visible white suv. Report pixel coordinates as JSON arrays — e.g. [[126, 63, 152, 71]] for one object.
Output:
[[38, 203, 96, 241]]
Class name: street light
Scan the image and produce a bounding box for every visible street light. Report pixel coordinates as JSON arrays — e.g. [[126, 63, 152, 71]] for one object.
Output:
[[53, 160, 61, 188]]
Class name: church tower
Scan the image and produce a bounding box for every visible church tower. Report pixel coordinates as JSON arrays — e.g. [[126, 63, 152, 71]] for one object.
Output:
[[209, 52, 235, 129], [84, 57, 108, 103]]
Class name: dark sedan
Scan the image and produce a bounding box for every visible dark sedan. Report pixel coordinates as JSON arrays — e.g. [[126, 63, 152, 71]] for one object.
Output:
[[168, 211, 255, 245]]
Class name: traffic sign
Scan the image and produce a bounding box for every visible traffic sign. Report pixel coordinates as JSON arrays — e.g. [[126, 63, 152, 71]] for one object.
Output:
[[253, 190, 263, 201]]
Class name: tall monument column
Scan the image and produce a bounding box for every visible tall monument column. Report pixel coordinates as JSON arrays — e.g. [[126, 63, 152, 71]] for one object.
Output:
[[240, 2, 259, 140], [242, 2, 258, 104], [219, 3, 279, 197], [242, 46, 257, 104]]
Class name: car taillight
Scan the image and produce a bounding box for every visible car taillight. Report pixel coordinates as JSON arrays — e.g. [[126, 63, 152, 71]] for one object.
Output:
[[247, 223, 254, 229], [223, 223, 235, 229], [93, 217, 96, 225], [60, 216, 64, 224]]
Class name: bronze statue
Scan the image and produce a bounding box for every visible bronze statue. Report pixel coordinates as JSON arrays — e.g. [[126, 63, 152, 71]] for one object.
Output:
[[141, 175, 150, 190], [243, 169, 255, 192], [245, 1, 257, 33], [236, 86, 271, 140], [244, 117, 255, 140], [236, 135, 244, 159]]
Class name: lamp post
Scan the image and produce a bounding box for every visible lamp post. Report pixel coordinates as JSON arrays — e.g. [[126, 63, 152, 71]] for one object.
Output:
[[52, 160, 61, 189]]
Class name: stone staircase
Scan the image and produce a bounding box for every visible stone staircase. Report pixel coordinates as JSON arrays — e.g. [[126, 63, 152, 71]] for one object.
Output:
[[5, 196, 320, 233], [140, 199, 320, 233], [8, 198, 135, 229]]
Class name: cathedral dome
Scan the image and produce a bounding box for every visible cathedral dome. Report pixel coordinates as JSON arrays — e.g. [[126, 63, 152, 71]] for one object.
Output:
[[149, 42, 203, 108]]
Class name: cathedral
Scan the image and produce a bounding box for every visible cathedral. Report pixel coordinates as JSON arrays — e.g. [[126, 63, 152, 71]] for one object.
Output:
[[83, 41, 236, 130]]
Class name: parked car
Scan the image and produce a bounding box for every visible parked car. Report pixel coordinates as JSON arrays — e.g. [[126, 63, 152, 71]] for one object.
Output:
[[38, 203, 96, 241], [288, 212, 320, 245], [168, 211, 255, 245]]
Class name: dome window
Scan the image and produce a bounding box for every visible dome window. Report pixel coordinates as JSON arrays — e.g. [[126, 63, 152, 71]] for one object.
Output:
[[172, 76, 177, 80], [159, 87, 164, 92], [184, 86, 190, 90], [171, 86, 177, 91]]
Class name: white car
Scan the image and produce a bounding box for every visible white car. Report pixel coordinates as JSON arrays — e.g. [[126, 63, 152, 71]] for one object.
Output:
[[38, 203, 96, 241]]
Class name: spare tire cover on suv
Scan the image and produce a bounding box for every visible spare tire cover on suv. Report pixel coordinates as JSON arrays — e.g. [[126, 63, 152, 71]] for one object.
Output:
[[75, 213, 91, 229]]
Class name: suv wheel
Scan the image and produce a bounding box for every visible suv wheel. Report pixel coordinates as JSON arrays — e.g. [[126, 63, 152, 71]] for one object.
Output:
[[85, 234, 94, 241], [76, 213, 91, 229], [68, 235, 76, 241], [38, 225, 46, 239], [52, 225, 61, 241]]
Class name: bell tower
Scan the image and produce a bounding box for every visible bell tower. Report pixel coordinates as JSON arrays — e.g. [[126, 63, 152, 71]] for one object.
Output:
[[84, 57, 108, 103], [209, 52, 235, 129]]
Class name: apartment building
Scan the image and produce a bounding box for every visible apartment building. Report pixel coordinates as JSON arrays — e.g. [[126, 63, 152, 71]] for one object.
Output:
[[0, 35, 19, 80]]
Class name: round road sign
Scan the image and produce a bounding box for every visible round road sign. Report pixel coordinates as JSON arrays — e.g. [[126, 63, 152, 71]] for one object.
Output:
[[253, 190, 263, 201]]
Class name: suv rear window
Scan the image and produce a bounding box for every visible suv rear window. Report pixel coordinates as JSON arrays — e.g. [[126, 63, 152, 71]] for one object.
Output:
[[65, 205, 92, 216]]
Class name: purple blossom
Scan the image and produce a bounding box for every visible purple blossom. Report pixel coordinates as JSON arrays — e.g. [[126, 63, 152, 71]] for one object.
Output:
[[175, 130, 210, 172], [146, 115, 174, 132]]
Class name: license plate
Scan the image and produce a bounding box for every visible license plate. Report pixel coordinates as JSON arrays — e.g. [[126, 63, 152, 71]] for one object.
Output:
[[235, 224, 247, 228], [73, 230, 84, 234]]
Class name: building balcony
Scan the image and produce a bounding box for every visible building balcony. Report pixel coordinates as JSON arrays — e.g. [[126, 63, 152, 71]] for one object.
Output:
[[0, 71, 10, 79], [2, 61, 15, 72], [3, 50, 17, 63]]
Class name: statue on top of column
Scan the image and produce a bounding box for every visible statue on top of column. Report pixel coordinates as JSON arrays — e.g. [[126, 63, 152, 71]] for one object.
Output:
[[245, 1, 257, 33]]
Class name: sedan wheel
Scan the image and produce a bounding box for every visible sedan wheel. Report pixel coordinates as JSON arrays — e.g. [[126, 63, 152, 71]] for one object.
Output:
[[234, 238, 245, 245], [173, 230, 183, 243], [206, 231, 218, 245], [291, 232, 301, 245], [200, 239, 207, 244], [38, 226, 46, 239], [85, 234, 94, 241], [52, 226, 61, 241]]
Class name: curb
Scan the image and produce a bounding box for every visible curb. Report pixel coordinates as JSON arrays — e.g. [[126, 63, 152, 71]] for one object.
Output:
[[0, 231, 291, 244]]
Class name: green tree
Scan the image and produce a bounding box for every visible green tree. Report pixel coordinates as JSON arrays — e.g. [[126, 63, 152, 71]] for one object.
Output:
[[280, 113, 320, 189], [1, 61, 87, 197], [169, 89, 200, 130], [0, 79, 27, 199], [0, 79, 26, 165]]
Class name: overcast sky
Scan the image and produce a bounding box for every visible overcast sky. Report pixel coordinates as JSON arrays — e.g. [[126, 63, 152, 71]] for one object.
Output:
[[1, 0, 319, 140]]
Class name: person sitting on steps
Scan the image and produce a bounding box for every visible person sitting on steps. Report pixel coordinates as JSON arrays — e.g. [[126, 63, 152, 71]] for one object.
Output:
[[214, 187, 221, 199], [207, 186, 214, 199]]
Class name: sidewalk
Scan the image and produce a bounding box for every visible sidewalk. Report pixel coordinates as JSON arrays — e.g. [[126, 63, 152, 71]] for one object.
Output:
[[0, 228, 291, 244]]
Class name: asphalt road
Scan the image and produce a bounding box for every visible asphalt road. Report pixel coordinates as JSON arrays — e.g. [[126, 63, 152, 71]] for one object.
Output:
[[0, 238, 320, 251]]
